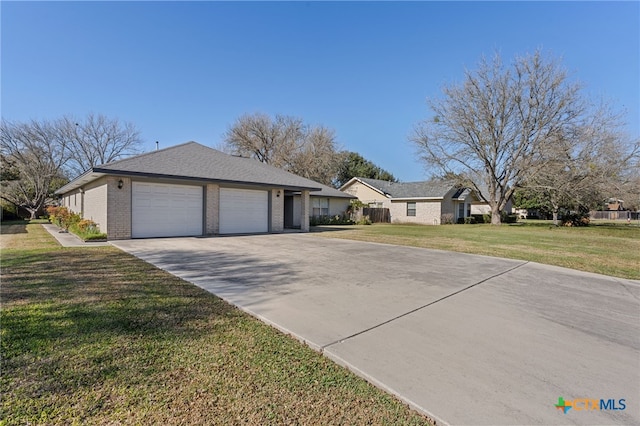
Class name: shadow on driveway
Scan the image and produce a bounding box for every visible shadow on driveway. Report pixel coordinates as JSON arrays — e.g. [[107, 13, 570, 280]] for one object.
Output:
[[112, 234, 640, 426]]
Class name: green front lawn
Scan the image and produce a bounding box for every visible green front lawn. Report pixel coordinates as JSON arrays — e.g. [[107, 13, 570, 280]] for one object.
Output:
[[1, 223, 432, 425], [313, 221, 640, 280]]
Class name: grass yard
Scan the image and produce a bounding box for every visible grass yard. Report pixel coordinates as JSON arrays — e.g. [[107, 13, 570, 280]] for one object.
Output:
[[313, 221, 640, 280], [0, 222, 432, 425]]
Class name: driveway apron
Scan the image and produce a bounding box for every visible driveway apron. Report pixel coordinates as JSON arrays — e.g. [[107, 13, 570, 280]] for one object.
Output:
[[112, 233, 640, 426]]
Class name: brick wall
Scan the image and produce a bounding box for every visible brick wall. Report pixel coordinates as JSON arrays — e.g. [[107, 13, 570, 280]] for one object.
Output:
[[64, 189, 83, 214], [270, 188, 284, 233], [390, 200, 442, 225], [83, 177, 108, 234], [106, 176, 132, 240], [300, 190, 310, 232], [342, 180, 390, 208], [205, 184, 220, 235], [329, 198, 351, 217]]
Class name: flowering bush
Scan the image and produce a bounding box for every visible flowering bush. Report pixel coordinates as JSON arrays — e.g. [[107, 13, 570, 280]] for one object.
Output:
[[45, 206, 107, 240], [46, 206, 76, 229], [76, 219, 98, 233]]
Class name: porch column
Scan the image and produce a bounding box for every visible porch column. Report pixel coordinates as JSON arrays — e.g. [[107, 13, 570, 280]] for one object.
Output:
[[300, 190, 310, 232], [270, 188, 284, 233], [205, 184, 219, 235]]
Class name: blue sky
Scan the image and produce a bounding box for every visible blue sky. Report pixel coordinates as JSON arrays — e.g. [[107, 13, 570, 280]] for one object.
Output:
[[3, 1, 638, 182]]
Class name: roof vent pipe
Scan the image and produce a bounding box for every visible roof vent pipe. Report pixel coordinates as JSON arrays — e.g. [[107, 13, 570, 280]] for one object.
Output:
[[156, 141, 159, 151]]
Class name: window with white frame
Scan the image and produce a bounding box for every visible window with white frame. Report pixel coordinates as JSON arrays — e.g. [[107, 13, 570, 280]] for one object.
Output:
[[312, 197, 329, 217], [407, 202, 416, 216]]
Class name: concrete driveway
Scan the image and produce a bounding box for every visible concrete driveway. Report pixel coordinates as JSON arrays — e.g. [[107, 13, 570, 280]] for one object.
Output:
[[112, 233, 640, 425]]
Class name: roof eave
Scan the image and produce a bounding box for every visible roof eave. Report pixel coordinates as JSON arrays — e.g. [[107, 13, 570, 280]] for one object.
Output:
[[55, 169, 106, 194], [391, 196, 444, 201], [91, 168, 323, 192], [342, 177, 392, 197]]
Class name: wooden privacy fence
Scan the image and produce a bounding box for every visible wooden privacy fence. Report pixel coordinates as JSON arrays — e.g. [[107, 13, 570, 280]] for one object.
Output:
[[360, 207, 391, 223]]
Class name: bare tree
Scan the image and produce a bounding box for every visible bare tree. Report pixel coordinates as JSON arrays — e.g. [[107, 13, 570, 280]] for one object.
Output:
[[412, 50, 586, 224], [288, 126, 340, 185], [224, 113, 340, 185], [519, 102, 640, 223], [224, 113, 304, 167], [1, 114, 144, 218], [63, 113, 143, 177], [1, 119, 69, 218]]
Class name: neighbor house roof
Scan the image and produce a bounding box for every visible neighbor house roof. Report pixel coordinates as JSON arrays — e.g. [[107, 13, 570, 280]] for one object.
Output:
[[309, 183, 356, 199], [56, 142, 325, 194], [343, 177, 462, 200]]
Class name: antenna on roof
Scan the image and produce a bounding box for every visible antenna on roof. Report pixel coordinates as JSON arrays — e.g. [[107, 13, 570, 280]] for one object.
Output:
[[156, 141, 159, 151]]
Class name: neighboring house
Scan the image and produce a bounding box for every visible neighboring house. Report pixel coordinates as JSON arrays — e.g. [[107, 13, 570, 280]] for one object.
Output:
[[55, 141, 327, 240], [340, 177, 481, 225], [468, 186, 513, 216], [605, 198, 624, 211], [285, 184, 356, 228]]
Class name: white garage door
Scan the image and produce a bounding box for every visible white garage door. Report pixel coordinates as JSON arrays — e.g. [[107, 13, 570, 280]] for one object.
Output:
[[219, 188, 268, 234], [132, 182, 203, 238]]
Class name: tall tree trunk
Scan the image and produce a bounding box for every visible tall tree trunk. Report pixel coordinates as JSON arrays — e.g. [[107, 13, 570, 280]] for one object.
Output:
[[552, 201, 560, 226], [491, 203, 502, 225]]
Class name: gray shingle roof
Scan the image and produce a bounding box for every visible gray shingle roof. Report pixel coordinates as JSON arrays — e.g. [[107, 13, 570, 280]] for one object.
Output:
[[311, 183, 356, 199], [58, 142, 326, 193], [357, 177, 457, 199]]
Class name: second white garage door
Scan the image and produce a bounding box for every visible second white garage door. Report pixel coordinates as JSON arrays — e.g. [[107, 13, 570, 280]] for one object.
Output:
[[132, 182, 203, 238], [219, 188, 268, 234]]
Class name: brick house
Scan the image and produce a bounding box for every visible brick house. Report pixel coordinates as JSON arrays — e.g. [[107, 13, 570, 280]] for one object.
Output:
[[55, 141, 333, 239], [340, 177, 484, 225]]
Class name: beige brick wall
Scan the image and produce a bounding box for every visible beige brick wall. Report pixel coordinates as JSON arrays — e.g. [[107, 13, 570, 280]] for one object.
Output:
[[83, 177, 108, 234], [292, 196, 351, 227], [300, 190, 310, 232], [106, 176, 132, 240], [270, 188, 284, 233], [329, 198, 351, 217], [71, 176, 323, 238], [390, 200, 442, 225], [441, 198, 455, 217], [342, 181, 390, 208], [471, 203, 491, 215], [64, 189, 83, 214], [205, 184, 220, 235]]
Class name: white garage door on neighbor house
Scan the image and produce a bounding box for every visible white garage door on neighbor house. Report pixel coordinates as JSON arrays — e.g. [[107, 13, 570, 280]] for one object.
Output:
[[132, 182, 203, 238]]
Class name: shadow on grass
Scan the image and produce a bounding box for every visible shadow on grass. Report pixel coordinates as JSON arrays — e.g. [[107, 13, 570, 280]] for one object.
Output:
[[0, 221, 28, 234]]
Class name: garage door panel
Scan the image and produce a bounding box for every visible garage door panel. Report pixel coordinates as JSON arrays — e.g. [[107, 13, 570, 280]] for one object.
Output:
[[132, 182, 203, 238], [219, 188, 268, 234]]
